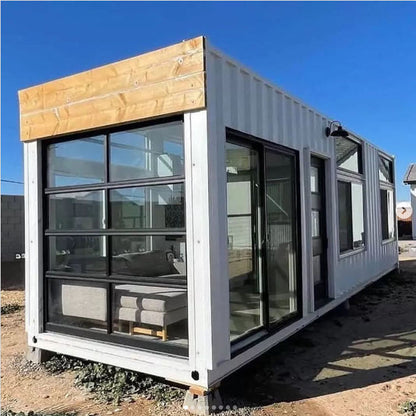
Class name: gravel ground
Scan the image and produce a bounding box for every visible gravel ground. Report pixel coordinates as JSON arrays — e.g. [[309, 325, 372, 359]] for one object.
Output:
[[1, 259, 415, 416]]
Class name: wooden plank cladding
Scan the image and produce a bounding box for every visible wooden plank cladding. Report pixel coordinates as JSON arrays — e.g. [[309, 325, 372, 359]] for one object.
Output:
[[18, 36, 206, 141]]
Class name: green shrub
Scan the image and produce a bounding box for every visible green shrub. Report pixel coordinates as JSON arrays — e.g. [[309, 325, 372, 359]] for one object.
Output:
[[1, 303, 23, 315], [42, 355, 184, 405], [400, 400, 416, 416]]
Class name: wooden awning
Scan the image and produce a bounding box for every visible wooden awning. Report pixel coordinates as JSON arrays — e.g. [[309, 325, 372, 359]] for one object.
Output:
[[18, 36, 205, 142]]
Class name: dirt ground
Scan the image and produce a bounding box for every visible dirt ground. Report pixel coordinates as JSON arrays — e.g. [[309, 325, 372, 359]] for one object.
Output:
[[1, 259, 415, 416]]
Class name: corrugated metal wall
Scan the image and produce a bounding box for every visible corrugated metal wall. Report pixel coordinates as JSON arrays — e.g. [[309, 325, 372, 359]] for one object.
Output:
[[205, 42, 397, 304]]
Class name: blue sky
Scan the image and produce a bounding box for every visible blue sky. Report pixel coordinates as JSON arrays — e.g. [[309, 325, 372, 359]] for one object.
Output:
[[2, 2, 415, 200]]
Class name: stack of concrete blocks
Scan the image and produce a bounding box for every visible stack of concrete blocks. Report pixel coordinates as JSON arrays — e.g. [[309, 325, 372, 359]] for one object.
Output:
[[1, 195, 25, 289]]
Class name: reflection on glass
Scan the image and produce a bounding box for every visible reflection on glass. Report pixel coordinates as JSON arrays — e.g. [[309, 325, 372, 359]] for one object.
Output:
[[312, 210, 320, 238], [310, 166, 319, 193], [335, 137, 362, 174], [313, 256, 321, 284], [110, 184, 184, 229], [265, 151, 298, 324], [111, 236, 186, 278], [379, 156, 393, 183], [47, 279, 107, 330], [338, 181, 365, 252], [111, 283, 188, 346], [338, 181, 352, 252], [109, 122, 184, 182], [47, 136, 105, 187], [351, 183, 365, 248], [226, 142, 262, 340], [48, 236, 106, 274], [380, 189, 395, 240], [48, 191, 105, 230]]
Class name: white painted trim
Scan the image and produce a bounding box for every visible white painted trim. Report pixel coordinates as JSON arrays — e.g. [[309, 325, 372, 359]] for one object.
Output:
[[25, 141, 43, 338], [325, 151, 337, 299], [31, 332, 198, 387], [24, 143, 30, 330], [302, 147, 313, 315], [184, 112, 197, 372]]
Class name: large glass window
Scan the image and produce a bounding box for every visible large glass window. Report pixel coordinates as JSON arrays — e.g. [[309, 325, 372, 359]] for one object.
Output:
[[338, 181, 365, 252], [44, 120, 188, 356]]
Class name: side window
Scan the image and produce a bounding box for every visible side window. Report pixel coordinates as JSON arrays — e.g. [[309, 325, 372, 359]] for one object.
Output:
[[336, 137, 365, 254], [337, 181, 365, 252], [379, 155, 395, 240]]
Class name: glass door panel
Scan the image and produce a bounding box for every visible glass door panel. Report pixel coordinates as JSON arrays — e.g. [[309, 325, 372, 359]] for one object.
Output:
[[226, 142, 263, 340], [264, 150, 298, 325]]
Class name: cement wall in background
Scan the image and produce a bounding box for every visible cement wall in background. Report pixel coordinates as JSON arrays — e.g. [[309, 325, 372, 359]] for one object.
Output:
[[1, 195, 25, 289]]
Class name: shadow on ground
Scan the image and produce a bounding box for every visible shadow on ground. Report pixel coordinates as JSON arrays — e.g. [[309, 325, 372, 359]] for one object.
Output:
[[220, 260, 416, 410]]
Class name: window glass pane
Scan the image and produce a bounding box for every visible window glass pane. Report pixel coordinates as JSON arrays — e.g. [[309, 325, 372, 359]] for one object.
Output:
[[380, 189, 388, 240], [380, 189, 395, 240], [226, 142, 262, 340], [112, 283, 188, 347], [109, 122, 184, 182], [310, 166, 319, 193], [48, 236, 106, 274], [312, 210, 320, 237], [48, 191, 105, 230], [110, 184, 184, 229], [47, 136, 105, 187], [111, 236, 186, 279], [379, 156, 393, 183], [351, 183, 365, 248], [47, 279, 107, 331], [387, 189, 395, 239], [338, 181, 352, 252], [335, 137, 362, 174], [265, 150, 298, 324]]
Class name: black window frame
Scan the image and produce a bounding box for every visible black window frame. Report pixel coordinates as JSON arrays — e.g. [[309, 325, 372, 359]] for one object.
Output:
[[225, 128, 303, 357], [335, 136, 363, 175], [336, 136, 366, 255], [42, 115, 188, 357], [378, 154, 395, 241], [378, 155, 394, 184]]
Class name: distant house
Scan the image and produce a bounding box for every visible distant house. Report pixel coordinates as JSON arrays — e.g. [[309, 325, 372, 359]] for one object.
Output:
[[403, 163, 416, 239]]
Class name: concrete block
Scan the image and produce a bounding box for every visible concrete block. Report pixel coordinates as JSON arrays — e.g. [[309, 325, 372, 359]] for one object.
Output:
[[183, 387, 223, 415], [26, 346, 55, 364]]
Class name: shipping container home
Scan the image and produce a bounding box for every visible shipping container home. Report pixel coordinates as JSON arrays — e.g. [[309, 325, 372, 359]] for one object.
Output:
[[20, 36, 398, 400]]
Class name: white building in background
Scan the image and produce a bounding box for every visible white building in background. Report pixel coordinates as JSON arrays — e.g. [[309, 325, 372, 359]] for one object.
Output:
[[404, 163, 416, 239]]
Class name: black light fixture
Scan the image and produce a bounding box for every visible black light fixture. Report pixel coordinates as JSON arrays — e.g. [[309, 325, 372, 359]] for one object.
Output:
[[325, 121, 349, 138]]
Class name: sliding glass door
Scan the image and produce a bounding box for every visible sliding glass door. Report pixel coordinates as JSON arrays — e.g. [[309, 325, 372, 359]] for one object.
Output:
[[226, 141, 263, 340], [226, 132, 300, 344], [264, 149, 298, 325]]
